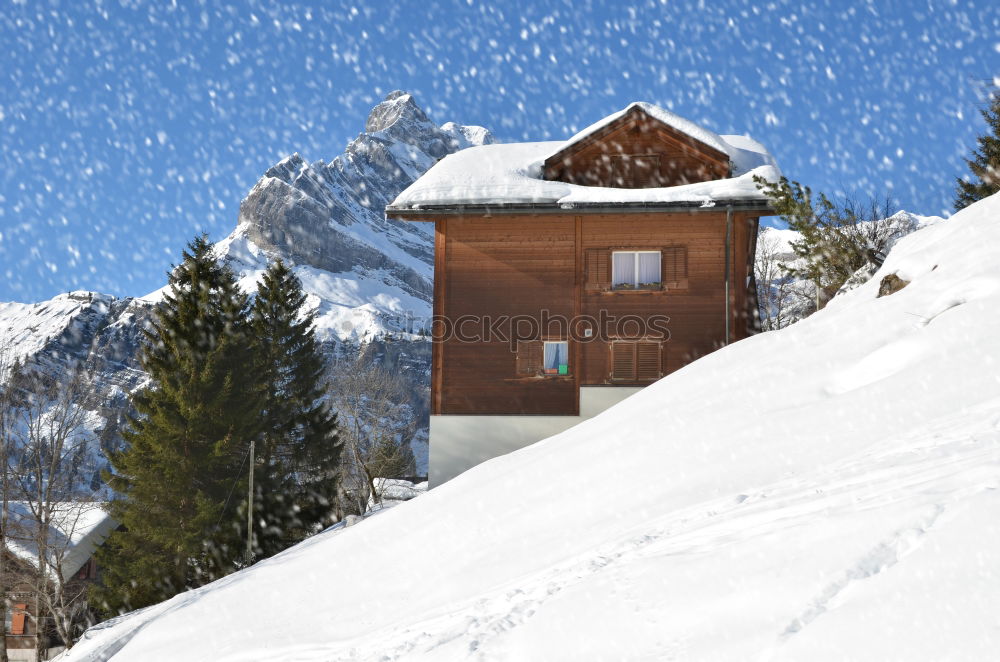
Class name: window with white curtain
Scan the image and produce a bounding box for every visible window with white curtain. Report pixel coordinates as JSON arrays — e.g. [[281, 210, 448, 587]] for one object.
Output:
[[543, 341, 569, 375], [612, 251, 661, 289]]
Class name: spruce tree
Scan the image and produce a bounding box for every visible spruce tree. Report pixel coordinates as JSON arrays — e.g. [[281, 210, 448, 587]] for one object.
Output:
[[955, 92, 1000, 210], [94, 235, 262, 613], [753, 176, 913, 310], [249, 259, 340, 559]]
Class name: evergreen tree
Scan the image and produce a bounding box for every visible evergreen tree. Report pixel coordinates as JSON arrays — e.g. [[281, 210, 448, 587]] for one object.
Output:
[[753, 176, 913, 309], [248, 259, 340, 559], [93, 236, 262, 614], [955, 92, 1000, 210]]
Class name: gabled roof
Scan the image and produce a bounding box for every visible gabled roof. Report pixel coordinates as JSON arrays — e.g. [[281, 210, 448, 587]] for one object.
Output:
[[543, 102, 731, 168], [4, 502, 116, 581], [386, 102, 780, 214]]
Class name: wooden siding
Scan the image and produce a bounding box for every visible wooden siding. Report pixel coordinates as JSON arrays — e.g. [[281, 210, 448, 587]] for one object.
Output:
[[438, 217, 577, 414], [543, 107, 730, 188], [433, 211, 759, 415]]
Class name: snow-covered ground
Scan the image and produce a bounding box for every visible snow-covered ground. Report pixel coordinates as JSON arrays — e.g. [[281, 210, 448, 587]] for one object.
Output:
[[66, 193, 1000, 661]]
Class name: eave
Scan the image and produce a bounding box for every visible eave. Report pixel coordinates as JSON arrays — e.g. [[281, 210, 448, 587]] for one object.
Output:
[[386, 198, 775, 221]]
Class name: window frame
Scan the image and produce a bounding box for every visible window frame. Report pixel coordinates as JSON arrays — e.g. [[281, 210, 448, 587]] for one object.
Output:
[[611, 250, 662, 291], [516, 340, 571, 378]]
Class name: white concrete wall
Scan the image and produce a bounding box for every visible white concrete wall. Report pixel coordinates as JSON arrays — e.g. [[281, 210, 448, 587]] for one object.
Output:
[[7, 649, 36, 662], [429, 386, 644, 486]]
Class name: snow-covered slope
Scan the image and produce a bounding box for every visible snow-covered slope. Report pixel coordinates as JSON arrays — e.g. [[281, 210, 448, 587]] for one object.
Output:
[[0, 291, 151, 429], [757, 210, 945, 329], [66, 193, 1000, 661]]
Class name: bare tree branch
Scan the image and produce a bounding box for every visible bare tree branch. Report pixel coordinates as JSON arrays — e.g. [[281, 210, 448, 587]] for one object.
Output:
[[326, 343, 417, 516]]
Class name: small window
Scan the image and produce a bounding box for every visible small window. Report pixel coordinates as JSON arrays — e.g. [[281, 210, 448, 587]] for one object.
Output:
[[543, 341, 569, 375], [612, 251, 661, 290]]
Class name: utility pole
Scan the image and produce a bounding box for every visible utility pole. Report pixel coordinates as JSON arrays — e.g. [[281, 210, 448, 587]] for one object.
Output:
[[246, 438, 254, 565]]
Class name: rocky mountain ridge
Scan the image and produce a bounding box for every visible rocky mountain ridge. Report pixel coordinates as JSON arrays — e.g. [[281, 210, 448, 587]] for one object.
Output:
[[0, 92, 493, 476], [233, 91, 492, 304]]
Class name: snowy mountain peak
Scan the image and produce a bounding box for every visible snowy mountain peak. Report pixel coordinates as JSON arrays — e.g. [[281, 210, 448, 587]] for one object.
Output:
[[226, 93, 491, 339], [262, 152, 309, 183], [365, 90, 431, 134]]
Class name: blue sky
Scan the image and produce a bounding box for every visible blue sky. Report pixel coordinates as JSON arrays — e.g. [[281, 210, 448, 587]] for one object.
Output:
[[0, 0, 997, 303]]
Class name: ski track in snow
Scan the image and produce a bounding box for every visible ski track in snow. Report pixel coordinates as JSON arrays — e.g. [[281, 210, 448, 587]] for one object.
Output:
[[231, 402, 1000, 661]]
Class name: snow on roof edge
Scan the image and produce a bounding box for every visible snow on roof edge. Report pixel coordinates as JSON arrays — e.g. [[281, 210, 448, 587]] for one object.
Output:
[[388, 142, 780, 211], [387, 104, 780, 211]]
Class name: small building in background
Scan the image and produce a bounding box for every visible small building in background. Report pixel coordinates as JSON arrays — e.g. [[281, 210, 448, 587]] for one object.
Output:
[[386, 102, 779, 485], [3, 503, 116, 661]]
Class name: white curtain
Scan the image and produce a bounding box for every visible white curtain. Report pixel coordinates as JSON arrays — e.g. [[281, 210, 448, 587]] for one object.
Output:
[[612, 252, 635, 286], [637, 252, 661, 285]]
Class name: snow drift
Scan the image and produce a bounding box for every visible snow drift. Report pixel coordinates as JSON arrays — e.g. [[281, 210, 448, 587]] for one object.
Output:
[[67, 193, 1000, 661]]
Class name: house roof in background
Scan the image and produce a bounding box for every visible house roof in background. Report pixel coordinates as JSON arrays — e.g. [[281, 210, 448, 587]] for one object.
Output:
[[4, 502, 116, 581]]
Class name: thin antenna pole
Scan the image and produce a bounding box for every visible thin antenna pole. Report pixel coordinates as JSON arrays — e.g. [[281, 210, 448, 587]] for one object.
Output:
[[246, 438, 254, 564], [724, 206, 732, 345]]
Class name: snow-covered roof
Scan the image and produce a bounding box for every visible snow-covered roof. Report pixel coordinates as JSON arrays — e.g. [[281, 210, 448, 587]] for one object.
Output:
[[387, 103, 780, 212], [4, 502, 116, 582]]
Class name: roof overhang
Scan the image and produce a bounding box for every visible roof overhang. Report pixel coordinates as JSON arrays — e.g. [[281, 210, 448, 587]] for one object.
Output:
[[386, 199, 775, 221]]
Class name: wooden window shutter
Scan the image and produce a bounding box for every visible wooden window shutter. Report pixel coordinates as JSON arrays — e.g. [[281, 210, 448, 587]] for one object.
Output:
[[11, 603, 27, 635], [632, 155, 661, 188], [636, 342, 662, 381], [584, 249, 610, 291], [611, 342, 636, 381], [662, 246, 688, 288], [610, 155, 632, 187], [516, 341, 542, 376]]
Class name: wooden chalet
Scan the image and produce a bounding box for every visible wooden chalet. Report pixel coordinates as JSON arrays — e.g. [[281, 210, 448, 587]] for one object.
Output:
[[3, 504, 115, 661], [387, 102, 779, 485]]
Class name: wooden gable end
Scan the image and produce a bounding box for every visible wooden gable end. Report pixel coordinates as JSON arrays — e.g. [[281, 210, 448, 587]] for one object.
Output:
[[542, 106, 731, 189]]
